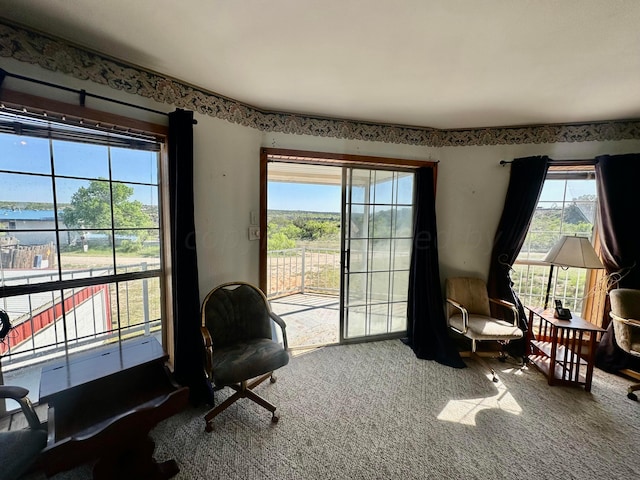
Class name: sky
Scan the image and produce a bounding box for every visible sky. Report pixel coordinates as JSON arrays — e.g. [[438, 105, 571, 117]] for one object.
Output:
[[268, 178, 597, 213], [0, 133, 158, 205], [268, 183, 341, 212]]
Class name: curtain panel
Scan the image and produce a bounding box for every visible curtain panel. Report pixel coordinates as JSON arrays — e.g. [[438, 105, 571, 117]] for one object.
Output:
[[594, 153, 640, 372], [405, 167, 465, 368], [168, 109, 213, 404], [487, 156, 549, 357]]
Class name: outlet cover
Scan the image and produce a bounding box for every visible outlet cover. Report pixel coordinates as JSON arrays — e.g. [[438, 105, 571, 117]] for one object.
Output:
[[248, 226, 260, 241]]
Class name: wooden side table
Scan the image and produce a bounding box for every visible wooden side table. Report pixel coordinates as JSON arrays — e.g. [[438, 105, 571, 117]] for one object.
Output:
[[525, 306, 604, 392]]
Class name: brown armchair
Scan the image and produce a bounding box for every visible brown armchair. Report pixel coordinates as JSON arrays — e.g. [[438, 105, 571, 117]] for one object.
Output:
[[446, 276, 524, 382], [200, 282, 289, 432], [608, 288, 640, 401]]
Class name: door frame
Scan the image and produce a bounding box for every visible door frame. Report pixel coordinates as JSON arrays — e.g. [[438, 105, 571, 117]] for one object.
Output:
[[259, 148, 437, 294]]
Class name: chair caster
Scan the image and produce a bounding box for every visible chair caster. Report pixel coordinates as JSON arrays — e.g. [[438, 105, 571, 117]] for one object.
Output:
[[627, 392, 638, 401], [491, 368, 498, 383], [271, 413, 279, 423], [205, 422, 214, 432], [270, 375, 277, 384]]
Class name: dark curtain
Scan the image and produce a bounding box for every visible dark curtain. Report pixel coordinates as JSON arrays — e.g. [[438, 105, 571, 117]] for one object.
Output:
[[404, 167, 465, 368], [594, 153, 640, 372], [487, 156, 549, 357], [168, 109, 213, 404]]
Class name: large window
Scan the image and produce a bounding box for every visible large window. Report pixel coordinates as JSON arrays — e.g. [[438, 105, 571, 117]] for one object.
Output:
[[511, 166, 600, 315], [0, 109, 166, 401]]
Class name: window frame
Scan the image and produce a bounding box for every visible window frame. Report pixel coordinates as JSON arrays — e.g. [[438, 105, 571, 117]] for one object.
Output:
[[512, 164, 606, 324], [0, 89, 174, 368]]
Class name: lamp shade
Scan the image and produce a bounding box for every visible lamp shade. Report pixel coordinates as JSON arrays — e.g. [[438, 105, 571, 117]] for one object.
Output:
[[543, 235, 604, 269]]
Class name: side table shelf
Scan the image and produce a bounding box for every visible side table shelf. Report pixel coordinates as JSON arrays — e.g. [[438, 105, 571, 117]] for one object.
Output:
[[525, 307, 604, 392]]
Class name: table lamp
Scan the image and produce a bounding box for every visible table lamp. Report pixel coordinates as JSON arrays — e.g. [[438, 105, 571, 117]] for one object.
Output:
[[542, 235, 604, 309]]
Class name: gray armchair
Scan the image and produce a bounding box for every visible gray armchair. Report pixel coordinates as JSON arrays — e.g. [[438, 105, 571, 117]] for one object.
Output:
[[609, 288, 640, 401], [200, 282, 289, 432], [0, 386, 47, 480]]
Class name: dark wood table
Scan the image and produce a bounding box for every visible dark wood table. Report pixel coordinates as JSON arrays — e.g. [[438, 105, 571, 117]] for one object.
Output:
[[525, 306, 605, 392], [38, 336, 189, 480]]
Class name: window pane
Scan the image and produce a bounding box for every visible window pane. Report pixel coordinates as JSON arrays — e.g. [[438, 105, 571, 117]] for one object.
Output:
[[0, 172, 54, 215], [349, 170, 370, 204], [58, 229, 115, 279], [57, 178, 112, 230], [394, 207, 413, 237], [349, 205, 367, 239], [1, 231, 58, 286], [371, 206, 392, 239], [113, 182, 158, 228], [391, 238, 412, 270], [110, 147, 158, 184], [0, 133, 51, 174], [115, 229, 161, 274], [348, 239, 369, 273], [372, 171, 394, 205], [114, 278, 162, 335], [52, 140, 109, 179], [396, 173, 413, 205]]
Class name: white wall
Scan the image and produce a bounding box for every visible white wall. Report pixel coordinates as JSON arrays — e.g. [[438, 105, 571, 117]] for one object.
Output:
[[3, 58, 640, 301]]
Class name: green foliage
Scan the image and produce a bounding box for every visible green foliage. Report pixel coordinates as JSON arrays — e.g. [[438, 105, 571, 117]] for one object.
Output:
[[268, 211, 341, 250], [268, 232, 297, 251], [62, 180, 152, 245]]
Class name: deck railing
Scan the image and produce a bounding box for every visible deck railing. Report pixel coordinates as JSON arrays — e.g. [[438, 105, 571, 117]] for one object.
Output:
[[0, 262, 161, 370], [267, 247, 340, 298], [267, 249, 593, 315]]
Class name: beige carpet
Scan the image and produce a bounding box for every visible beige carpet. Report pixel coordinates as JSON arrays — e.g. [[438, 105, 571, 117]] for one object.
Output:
[[32, 340, 639, 479]]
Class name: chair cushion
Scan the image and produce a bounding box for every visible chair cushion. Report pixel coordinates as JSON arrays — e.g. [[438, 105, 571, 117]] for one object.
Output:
[[212, 338, 289, 386], [449, 314, 523, 341], [446, 277, 491, 318], [0, 428, 47, 480]]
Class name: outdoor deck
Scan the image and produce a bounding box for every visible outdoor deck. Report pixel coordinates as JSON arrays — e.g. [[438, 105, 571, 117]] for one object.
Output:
[[270, 293, 340, 349]]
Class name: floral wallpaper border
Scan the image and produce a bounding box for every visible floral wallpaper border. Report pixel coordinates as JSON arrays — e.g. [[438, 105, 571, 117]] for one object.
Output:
[[2, 21, 640, 147]]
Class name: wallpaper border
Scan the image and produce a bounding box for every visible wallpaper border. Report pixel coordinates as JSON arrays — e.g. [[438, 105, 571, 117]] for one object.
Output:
[[2, 21, 640, 147]]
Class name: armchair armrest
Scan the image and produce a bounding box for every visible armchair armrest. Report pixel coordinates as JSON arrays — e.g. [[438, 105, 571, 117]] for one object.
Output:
[[270, 311, 289, 351], [0, 385, 43, 430], [489, 298, 520, 327], [446, 298, 469, 334], [200, 326, 213, 381], [610, 313, 640, 328]]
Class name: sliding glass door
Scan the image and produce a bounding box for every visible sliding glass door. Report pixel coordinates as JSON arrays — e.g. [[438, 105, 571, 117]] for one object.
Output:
[[341, 168, 414, 341]]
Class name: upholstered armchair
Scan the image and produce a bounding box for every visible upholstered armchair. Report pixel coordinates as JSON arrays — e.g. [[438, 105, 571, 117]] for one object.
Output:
[[0, 386, 47, 480], [608, 288, 640, 401], [446, 276, 524, 381], [200, 281, 289, 432]]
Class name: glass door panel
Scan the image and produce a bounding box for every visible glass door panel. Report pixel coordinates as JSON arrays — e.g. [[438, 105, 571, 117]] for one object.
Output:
[[341, 168, 414, 341]]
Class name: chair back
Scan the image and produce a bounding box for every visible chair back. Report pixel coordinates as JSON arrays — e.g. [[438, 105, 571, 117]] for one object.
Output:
[[609, 288, 640, 320], [202, 282, 273, 348], [446, 277, 491, 318]]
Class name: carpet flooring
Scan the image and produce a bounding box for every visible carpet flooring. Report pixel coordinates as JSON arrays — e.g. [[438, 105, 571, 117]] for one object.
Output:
[[28, 339, 640, 479]]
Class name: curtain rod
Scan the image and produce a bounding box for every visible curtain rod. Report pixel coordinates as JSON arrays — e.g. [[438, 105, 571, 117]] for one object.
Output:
[[0, 68, 173, 118], [500, 158, 597, 166]]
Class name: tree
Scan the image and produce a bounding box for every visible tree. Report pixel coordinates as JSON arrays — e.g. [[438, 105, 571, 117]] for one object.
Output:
[[62, 180, 152, 246]]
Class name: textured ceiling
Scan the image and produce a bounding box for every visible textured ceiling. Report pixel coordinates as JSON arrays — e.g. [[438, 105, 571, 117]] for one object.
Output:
[[1, 0, 639, 129]]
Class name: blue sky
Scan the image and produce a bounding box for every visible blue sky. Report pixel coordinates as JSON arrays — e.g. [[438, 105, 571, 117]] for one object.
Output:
[[268, 183, 341, 212], [0, 133, 158, 205], [269, 178, 597, 213]]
